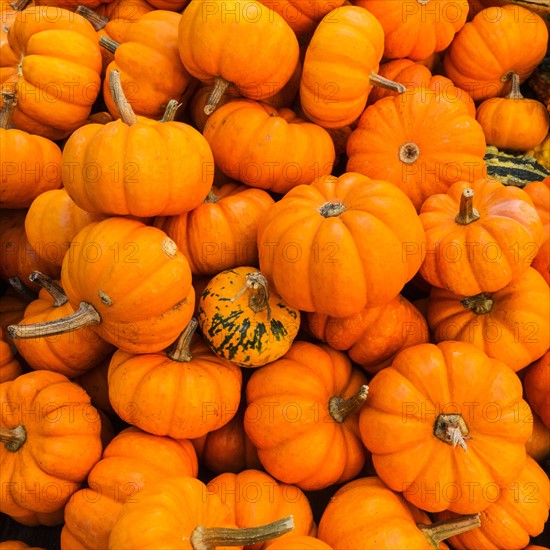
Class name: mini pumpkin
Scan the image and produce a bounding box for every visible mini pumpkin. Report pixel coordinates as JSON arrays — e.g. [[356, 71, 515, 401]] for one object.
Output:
[[0, 327, 22, 383], [523, 351, 550, 429]]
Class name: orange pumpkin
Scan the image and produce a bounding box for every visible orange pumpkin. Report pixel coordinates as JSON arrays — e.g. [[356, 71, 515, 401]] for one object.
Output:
[[306, 294, 430, 374], [62, 71, 214, 218], [0, 542, 45, 550], [346, 88, 487, 211], [178, 0, 299, 114], [436, 456, 550, 550], [426, 267, 549, 372], [354, 0, 468, 60], [155, 182, 275, 275], [299, 5, 385, 128], [108, 319, 242, 439], [1, 370, 104, 526], [476, 72, 550, 151], [526, 411, 550, 464], [74, 357, 115, 417], [525, 177, 550, 284], [0, 327, 22, 383], [257, 172, 426, 317], [203, 100, 335, 194], [264, 536, 332, 550], [1, 6, 103, 140], [443, 5, 548, 101], [419, 178, 544, 296], [244, 340, 369, 490], [523, 351, 550, 429], [61, 426, 198, 550], [359, 341, 532, 514]]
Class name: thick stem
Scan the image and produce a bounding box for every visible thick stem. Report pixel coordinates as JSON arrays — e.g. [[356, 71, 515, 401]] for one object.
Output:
[[167, 318, 198, 362], [455, 189, 480, 225], [8, 277, 36, 302], [434, 414, 471, 451], [190, 515, 294, 550], [505, 72, 523, 100], [29, 272, 68, 307], [9, 0, 31, 10], [0, 91, 17, 129], [230, 272, 272, 319], [108, 70, 138, 125], [461, 293, 494, 315], [161, 100, 182, 122], [319, 201, 347, 217], [418, 514, 481, 549], [0, 426, 27, 452], [399, 142, 420, 164], [369, 72, 407, 93], [99, 35, 120, 54], [75, 5, 109, 30], [7, 302, 101, 339], [204, 77, 231, 115], [329, 385, 369, 423]]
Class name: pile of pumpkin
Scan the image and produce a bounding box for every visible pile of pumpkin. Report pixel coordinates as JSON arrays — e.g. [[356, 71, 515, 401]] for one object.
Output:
[[1, 0, 549, 547]]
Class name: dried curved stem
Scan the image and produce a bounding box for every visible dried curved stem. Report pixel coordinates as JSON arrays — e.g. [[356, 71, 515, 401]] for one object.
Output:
[[329, 385, 369, 423], [168, 318, 198, 362], [204, 77, 231, 115], [230, 272, 272, 319], [418, 514, 481, 549], [108, 70, 138, 125]]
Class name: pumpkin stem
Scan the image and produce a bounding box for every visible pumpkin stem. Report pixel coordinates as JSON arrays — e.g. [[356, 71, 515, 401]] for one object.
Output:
[[319, 201, 346, 217], [505, 72, 523, 101], [434, 414, 472, 451], [329, 385, 369, 423], [399, 142, 420, 164], [230, 272, 272, 320], [418, 513, 481, 549], [461, 292, 494, 315], [455, 188, 480, 225], [8, 276, 36, 302], [75, 5, 109, 30], [369, 72, 407, 94], [7, 302, 101, 339], [99, 35, 120, 54], [0, 91, 17, 129], [204, 187, 221, 203], [9, 0, 31, 10], [161, 99, 182, 122], [29, 271, 68, 307], [108, 69, 138, 125], [0, 425, 27, 452], [204, 76, 231, 115], [190, 515, 294, 550], [167, 318, 198, 362]]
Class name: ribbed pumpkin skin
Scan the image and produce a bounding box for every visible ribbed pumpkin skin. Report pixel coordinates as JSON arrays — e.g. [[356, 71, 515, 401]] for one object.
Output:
[[299, 5, 385, 129], [354, 0, 467, 61], [197, 267, 300, 367], [523, 351, 550, 429], [0, 328, 22, 383], [437, 457, 550, 550], [525, 178, 550, 284], [427, 267, 550, 372], [203, 101, 336, 194], [178, 0, 299, 101], [61, 426, 198, 550], [443, 5, 548, 101]]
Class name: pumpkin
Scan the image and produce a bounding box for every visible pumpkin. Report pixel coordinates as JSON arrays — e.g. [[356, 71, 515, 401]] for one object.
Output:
[[476, 72, 550, 151], [74, 357, 115, 417], [244, 340, 369, 490], [528, 134, 550, 171], [346, 88, 487, 212], [207, 469, 316, 548], [523, 351, 550, 429], [299, 5, 386, 129], [100, 10, 194, 119], [108, 318, 242, 439], [108, 476, 294, 549], [264, 536, 332, 550], [61, 426, 198, 550], [1, 6, 103, 140], [317, 476, 481, 549], [306, 294, 430, 374], [12, 272, 114, 378], [366, 58, 476, 117], [526, 411, 550, 464], [443, 5, 548, 101], [203, 100, 336, 194], [419, 178, 544, 296], [0, 370, 104, 526], [354, 0, 468, 61], [0, 327, 22, 383], [525, 177, 550, 284], [257, 172, 426, 317], [192, 402, 262, 474], [147, 0, 188, 9], [34, 0, 114, 9], [483, 146, 550, 187], [7, 217, 195, 354], [178, 0, 299, 114], [197, 267, 300, 367], [24, 189, 107, 267], [155, 183, 275, 276], [62, 71, 214, 218], [436, 456, 550, 550], [0, 92, 63, 209], [359, 341, 533, 514], [426, 267, 549, 372], [0, 543, 45, 550]]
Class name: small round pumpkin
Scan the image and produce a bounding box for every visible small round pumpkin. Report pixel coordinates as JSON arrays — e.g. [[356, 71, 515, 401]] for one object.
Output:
[[525, 177, 550, 284], [523, 351, 550, 429]]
